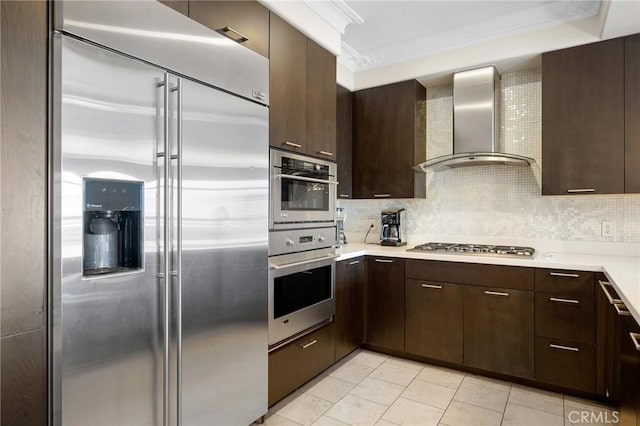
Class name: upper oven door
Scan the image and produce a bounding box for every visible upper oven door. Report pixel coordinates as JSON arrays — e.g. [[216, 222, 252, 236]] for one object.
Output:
[[270, 149, 336, 229]]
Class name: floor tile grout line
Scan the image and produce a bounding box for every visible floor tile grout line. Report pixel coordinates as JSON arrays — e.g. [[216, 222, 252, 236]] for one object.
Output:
[[451, 393, 509, 414], [499, 383, 513, 425], [437, 370, 467, 425], [507, 400, 565, 418]]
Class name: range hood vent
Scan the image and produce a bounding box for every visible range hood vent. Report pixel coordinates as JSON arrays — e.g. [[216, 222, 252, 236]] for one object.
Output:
[[414, 66, 534, 173]]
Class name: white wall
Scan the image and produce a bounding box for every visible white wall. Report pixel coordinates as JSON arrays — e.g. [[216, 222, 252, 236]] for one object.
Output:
[[339, 69, 640, 245]]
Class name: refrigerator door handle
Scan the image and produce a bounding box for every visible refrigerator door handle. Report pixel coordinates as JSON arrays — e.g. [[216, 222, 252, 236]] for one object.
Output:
[[175, 77, 183, 426], [162, 72, 171, 426]]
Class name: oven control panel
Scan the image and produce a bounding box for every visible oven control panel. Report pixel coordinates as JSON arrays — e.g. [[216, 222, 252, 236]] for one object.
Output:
[[269, 227, 337, 256]]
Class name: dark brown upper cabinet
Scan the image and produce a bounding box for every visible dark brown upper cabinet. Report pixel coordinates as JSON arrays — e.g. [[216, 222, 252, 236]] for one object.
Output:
[[158, 0, 188, 16], [269, 13, 307, 153], [306, 39, 337, 160], [336, 84, 353, 199], [353, 80, 426, 199], [542, 38, 625, 195], [625, 34, 640, 193], [269, 13, 337, 160], [189, 1, 269, 58]]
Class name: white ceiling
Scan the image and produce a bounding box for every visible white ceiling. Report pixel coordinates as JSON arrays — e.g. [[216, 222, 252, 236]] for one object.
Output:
[[262, 0, 640, 90]]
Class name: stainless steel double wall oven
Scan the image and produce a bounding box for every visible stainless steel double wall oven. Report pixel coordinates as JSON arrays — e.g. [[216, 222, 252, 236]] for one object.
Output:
[[268, 149, 338, 346]]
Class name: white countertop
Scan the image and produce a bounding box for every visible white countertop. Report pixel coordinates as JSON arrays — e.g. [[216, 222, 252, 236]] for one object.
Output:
[[336, 242, 640, 324]]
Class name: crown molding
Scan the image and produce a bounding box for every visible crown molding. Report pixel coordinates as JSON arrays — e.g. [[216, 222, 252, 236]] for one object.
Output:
[[338, 0, 602, 73], [302, 0, 364, 34]]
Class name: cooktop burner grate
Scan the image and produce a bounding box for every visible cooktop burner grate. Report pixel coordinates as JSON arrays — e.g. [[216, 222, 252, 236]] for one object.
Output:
[[408, 242, 535, 257]]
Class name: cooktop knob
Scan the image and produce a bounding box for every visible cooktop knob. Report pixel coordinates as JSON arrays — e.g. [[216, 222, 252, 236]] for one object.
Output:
[[317, 236, 325, 243], [285, 239, 294, 247]]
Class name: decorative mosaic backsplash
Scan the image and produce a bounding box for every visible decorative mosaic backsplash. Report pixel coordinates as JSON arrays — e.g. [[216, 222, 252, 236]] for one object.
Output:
[[339, 69, 640, 244]]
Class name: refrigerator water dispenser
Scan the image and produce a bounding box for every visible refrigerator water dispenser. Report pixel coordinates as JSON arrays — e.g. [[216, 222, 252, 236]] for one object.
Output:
[[83, 178, 143, 276]]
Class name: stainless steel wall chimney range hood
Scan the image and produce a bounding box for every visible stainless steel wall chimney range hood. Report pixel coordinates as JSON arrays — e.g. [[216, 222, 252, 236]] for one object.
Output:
[[414, 66, 534, 172]]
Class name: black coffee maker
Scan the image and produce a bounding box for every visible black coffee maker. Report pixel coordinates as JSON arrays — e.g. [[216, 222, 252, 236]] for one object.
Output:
[[380, 208, 407, 246]]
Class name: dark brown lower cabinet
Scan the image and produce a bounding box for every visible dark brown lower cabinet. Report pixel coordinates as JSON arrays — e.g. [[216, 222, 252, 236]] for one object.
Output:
[[335, 257, 365, 361], [405, 279, 463, 364], [366, 257, 405, 352], [268, 323, 335, 406], [464, 286, 534, 378], [619, 316, 640, 426], [596, 279, 623, 402], [535, 336, 596, 393]]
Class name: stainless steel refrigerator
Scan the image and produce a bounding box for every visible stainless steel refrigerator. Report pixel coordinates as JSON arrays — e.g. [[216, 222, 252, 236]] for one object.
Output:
[[50, 2, 269, 425]]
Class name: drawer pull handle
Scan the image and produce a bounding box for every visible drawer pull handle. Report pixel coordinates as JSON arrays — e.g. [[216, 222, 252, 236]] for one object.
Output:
[[549, 297, 579, 304], [567, 188, 595, 193], [373, 194, 391, 198], [300, 339, 318, 349], [422, 284, 442, 289], [339, 194, 351, 198], [630, 333, 640, 351], [348, 260, 360, 265], [283, 141, 302, 148], [549, 272, 580, 278], [484, 291, 509, 297], [614, 303, 631, 316], [374, 259, 393, 263], [599, 280, 622, 304], [550, 343, 579, 352], [317, 151, 334, 157]]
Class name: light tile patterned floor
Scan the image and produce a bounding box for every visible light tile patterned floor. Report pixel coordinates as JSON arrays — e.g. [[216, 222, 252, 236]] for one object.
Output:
[[260, 349, 617, 426]]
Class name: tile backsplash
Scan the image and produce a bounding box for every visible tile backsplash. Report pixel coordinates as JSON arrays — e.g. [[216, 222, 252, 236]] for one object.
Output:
[[339, 69, 640, 244]]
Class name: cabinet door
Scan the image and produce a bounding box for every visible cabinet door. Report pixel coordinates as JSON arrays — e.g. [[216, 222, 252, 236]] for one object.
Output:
[[620, 316, 640, 426], [335, 257, 365, 361], [353, 80, 426, 199], [366, 257, 405, 352], [626, 34, 640, 193], [189, 1, 269, 58], [269, 13, 306, 151], [336, 85, 353, 199], [464, 286, 534, 378], [405, 279, 463, 363], [306, 39, 336, 160], [542, 39, 624, 195]]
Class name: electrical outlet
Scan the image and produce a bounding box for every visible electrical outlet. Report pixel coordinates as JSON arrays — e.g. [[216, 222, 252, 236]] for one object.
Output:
[[601, 221, 616, 238], [369, 220, 377, 230]]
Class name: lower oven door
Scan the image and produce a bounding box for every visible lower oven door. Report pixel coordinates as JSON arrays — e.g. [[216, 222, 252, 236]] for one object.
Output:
[[268, 254, 335, 346]]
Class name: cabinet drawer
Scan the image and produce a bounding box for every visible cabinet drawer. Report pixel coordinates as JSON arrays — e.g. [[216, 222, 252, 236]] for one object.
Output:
[[535, 336, 595, 393], [535, 293, 595, 344], [535, 269, 593, 297], [406, 260, 534, 291], [268, 323, 335, 406]]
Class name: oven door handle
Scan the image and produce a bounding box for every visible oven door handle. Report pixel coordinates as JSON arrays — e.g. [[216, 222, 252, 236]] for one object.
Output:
[[275, 174, 339, 185], [270, 255, 338, 270]]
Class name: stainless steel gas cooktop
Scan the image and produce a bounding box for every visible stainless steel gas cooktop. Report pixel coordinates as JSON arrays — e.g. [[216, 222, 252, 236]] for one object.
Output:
[[407, 242, 535, 258]]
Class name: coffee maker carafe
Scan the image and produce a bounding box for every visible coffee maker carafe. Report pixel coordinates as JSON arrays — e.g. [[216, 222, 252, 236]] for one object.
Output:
[[380, 208, 407, 246]]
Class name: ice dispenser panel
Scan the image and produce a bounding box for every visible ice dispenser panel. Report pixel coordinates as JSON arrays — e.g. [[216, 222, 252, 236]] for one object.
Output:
[[83, 178, 143, 276]]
